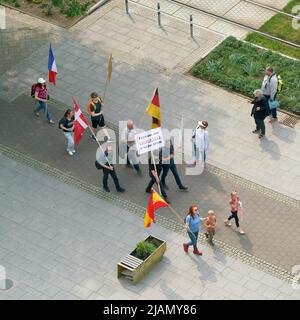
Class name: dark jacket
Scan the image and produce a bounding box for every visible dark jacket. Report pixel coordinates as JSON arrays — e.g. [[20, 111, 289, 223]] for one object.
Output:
[[251, 95, 269, 119]]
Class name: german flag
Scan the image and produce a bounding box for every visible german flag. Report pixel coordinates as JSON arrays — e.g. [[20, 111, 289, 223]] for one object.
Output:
[[146, 88, 161, 128], [144, 189, 168, 228]]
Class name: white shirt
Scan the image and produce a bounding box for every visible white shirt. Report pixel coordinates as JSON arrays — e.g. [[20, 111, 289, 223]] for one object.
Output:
[[195, 128, 209, 151]]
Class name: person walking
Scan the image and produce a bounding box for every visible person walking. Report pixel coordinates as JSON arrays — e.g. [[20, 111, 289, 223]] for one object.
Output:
[[224, 191, 245, 235], [121, 119, 141, 175], [192, 121, 209, 166], [86, 92, 111, 141], [97, 145, 125, 193], [261, 67, 278, 122], [145, 151, 169, 203], [204, 210, 217, 246], [183, 205, 205, 256], [251, 89, 269, 139], [58, 109, 75, 156], [160, 139, 188, 191], [34, 78, 55, 124]]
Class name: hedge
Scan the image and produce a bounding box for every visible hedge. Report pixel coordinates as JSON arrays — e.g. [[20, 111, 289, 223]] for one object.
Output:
[[191, 36, 300, 115]]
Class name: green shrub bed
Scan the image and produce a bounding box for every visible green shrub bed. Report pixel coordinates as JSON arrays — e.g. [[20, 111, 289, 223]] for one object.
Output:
[[191, 36, 300, 115], [246, 0, 300, 60]]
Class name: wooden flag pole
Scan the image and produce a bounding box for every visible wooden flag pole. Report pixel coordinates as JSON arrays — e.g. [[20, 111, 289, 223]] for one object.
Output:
[[151, 150, 162, 196], [103, 53, 113, 103]]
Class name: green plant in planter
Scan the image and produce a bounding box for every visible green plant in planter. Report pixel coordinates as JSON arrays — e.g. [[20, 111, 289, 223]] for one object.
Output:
[[135, 241, 157, 260]]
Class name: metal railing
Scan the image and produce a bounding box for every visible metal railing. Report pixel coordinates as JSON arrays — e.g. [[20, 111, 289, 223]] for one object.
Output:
[[124, 0, 300, 48], [125, 0, 226, 39]]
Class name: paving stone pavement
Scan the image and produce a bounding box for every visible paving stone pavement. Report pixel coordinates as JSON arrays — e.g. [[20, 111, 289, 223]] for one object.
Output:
[[0, 95, 300, 274], [0, 153, 300, 300], [1, 5, 300, 204]]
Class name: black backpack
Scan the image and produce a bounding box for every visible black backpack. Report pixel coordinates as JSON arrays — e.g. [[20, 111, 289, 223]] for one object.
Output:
[[31, 83, 38, 98], [95, 160, 103, 170]]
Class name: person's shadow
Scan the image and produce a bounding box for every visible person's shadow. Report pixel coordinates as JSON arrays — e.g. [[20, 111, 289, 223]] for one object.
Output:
[[188, 254, 217, 283], [259, 137, 281, 160]]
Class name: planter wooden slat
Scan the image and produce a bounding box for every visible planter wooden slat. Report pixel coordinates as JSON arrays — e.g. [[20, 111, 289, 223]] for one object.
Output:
[[117, 235, 166, 284]]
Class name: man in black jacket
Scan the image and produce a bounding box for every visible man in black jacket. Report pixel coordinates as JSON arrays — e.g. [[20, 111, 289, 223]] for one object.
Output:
[[251, 89, 269, 139]]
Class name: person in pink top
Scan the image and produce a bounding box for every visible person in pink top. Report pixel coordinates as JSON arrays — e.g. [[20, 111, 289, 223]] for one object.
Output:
[[34, 78, 55, 124], [224, 191, 245, 235]]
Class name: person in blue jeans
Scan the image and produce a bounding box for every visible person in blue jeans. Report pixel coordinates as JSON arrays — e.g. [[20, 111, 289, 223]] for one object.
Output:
[[160, 140, 188, 191], [34, 78, 55, 124], [183, 205, 205, 256]]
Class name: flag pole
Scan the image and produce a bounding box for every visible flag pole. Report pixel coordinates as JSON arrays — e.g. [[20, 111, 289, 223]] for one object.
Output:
[[167, 204, 199, 240], [103, 53, 112, 103], [151, 150, 162, 196]]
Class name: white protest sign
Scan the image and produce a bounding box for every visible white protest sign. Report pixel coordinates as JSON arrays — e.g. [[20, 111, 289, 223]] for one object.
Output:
[[135, 127, 164, 155]]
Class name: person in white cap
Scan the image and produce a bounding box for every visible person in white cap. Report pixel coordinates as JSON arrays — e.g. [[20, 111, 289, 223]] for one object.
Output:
[[192, 120, 209, 166], [34, 78, 55, 124]]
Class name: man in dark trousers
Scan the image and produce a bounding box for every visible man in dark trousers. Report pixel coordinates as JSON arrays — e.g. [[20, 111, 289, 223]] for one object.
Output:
[[98, 145, 125, 193], [145, 150, 169, 203], [161, 139, 188, 191]]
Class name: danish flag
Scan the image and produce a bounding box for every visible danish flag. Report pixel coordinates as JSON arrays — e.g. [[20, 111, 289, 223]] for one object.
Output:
[[72, 97, 89, 145]]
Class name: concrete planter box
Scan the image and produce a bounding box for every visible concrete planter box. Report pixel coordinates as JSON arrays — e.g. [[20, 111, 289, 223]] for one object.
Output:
[[117, 235, 166, 284]]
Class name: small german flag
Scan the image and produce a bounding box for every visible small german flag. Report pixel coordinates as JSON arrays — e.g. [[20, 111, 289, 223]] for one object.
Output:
[[145, 88, 161, 128], [144, 189, 168, 228]]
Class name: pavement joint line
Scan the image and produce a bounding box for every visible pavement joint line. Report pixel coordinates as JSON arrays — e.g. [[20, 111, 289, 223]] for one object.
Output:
[[0, 143, 297, 284]]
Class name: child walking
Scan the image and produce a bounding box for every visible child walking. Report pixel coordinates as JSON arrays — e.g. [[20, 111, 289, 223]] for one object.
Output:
[[205, 210, 217, 246], [224, 191, 245, 235]]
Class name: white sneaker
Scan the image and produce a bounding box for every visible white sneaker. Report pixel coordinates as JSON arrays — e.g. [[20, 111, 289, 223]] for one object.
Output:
[[67, 150, 73, 156], [72, 150, 76, 154]]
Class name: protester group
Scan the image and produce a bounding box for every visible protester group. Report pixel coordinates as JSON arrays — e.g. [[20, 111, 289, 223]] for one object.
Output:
[[32, 61, 282, 256]]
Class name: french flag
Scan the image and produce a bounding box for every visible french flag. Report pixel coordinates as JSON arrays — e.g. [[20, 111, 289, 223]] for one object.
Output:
[[48, 44, 57, 85]]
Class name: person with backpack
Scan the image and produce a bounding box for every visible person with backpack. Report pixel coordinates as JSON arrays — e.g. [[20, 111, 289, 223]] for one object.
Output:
[[97, 145, 125, 193], [183, 205, 205, 256], [33, 78, 55, 124], [251, 89, 269, 139], [58, 109, 75, 156], [121, 119, 141, 175], [86, 92, 111, 141], [261, 67, 279, 122]]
